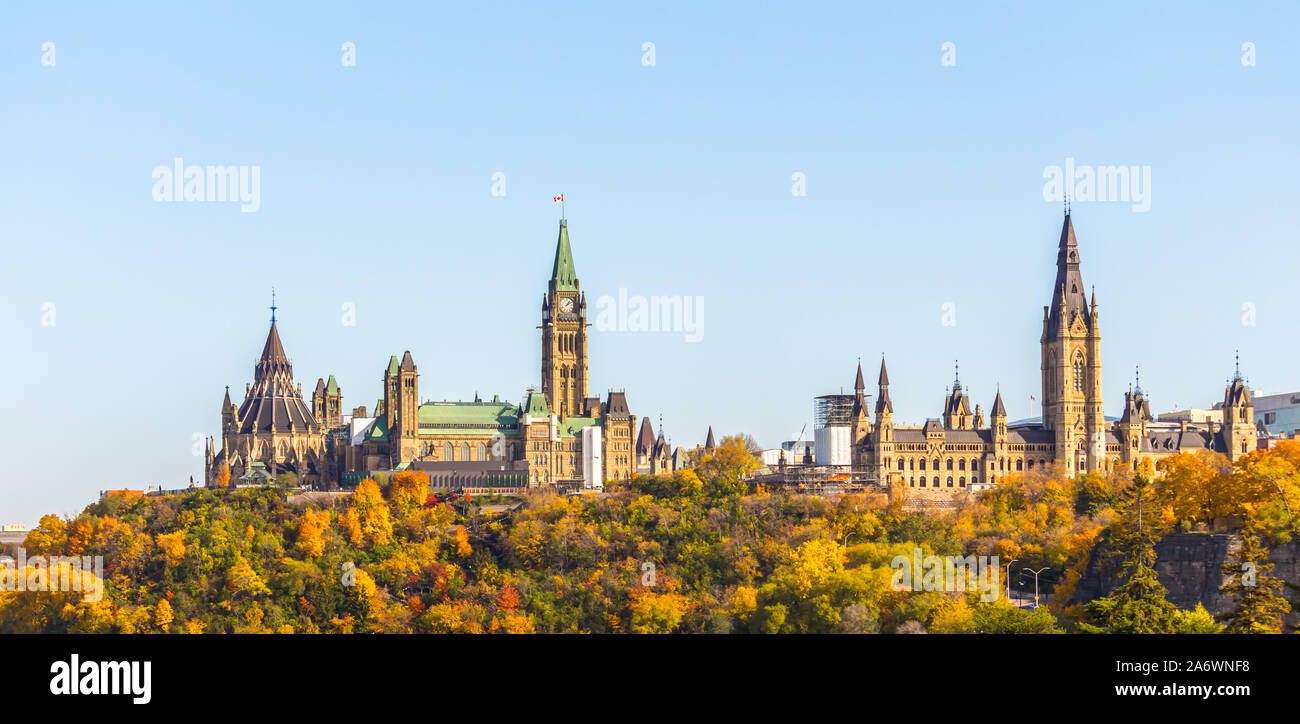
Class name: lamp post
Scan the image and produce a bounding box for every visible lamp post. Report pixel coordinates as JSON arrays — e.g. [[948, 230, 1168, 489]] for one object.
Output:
[[842, 531, 857, 551], [1021, 566, 1051, 609], [1003, 558, 1019, 606]]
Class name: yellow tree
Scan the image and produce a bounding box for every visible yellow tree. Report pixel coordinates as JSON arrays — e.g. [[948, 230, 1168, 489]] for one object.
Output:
[[215, 465, 231, 489], [1155, 450, 1239, 525], [351, 478, 393, 547], [296, 509, 329, 558], [154, 599, 174, 632], [23, 514, 68, 555], [156, 531, 187, 567], [389, 470, 430, 520]]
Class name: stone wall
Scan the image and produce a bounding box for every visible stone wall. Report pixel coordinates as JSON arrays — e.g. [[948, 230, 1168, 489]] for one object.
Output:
[[1071, 532, 1299, 626]]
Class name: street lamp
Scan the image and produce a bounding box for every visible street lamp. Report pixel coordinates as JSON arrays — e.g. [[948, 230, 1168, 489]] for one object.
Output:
[[1003, 558, 1019, 606], [842, 531, 857, 550], [1020, 566, 1051, 609]]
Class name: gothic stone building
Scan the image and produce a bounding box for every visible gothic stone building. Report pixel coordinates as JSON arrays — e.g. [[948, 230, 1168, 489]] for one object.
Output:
[[206, 219, 640, 490], [849, 210, 1259, 506]]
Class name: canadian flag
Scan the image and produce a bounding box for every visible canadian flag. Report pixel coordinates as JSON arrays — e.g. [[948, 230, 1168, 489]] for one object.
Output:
[[553, 193, 564, 202], [1030, 395, 1036, 401]]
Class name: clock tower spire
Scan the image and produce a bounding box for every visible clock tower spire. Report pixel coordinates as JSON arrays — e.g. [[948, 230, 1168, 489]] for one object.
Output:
[[541, 218, 587, 419]]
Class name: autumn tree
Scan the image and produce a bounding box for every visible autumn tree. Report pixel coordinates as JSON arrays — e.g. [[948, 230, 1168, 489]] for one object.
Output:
[[296, 508, 329, 558], [351, 478, 393, 547]]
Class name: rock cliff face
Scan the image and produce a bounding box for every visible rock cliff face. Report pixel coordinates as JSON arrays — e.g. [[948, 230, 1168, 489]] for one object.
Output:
[[1071, 532, 1298, 626]]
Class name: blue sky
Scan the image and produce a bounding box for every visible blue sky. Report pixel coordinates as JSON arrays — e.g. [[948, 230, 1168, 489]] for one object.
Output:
[[2, 1, 1297, 524]]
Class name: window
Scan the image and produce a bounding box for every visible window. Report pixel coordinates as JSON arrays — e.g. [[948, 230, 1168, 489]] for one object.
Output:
[[919, 459, 926, 471], [444, 443, 453, 460], [959, 477, 966, 487], [909, 477, 915, 487], [932, 477, 939, 487], [933, 459, 940, 471], [1016, 459, 1023, 471], [946, 459, 953, 471], [477, 443, 486, 461], [461, 443, 470, 461], [946, 477, 953, 487], [897, 458, 905, 471], [919, 477, 926, 487], [1073, 358, 1084, 391], [958, 459, 966, 471], [1265, 412, 1277, 425]]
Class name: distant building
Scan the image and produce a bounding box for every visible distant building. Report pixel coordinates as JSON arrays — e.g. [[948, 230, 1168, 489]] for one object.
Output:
[[1252, 391, 1300, 437], [847, 210, 1262, 508], [1157, 408, 1223, 424]]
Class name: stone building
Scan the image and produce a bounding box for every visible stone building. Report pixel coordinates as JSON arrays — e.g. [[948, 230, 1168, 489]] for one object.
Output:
[[207, 218, 639, 490], [204, 301, 328, 487], [849, 210, 1260, 506]]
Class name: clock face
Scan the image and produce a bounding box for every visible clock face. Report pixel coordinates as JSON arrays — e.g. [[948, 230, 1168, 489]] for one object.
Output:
[[558, 297, 574, 313]]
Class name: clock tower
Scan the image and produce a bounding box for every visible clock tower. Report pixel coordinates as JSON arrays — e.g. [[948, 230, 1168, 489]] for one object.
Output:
[[541, 218, 588, 419]]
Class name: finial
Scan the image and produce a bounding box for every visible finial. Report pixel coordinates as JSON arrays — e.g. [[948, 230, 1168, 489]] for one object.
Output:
[[1134, 365, 1143, 396], [953, 360, 962, 391], [270, 287, 278, 324], [1065, 192, 1070, 215], [1233, 349, 1242, 381]]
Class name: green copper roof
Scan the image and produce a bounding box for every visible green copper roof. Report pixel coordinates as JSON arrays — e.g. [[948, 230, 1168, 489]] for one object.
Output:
[[386, 355, 399, 377], [325, 374, 339, 395], [366, 416, 388, 441], [418, 401, 519, 430], [559, 416, 597, 439], [550, 221, 578, 291], [524, 391, 550, 417]]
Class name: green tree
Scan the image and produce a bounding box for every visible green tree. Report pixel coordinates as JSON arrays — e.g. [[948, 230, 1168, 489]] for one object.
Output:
[[1219, 521, 1290, 633], [1079, 475, 1181, 633]]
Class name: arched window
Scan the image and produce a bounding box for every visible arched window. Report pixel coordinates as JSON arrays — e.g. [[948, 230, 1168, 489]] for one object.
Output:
[[909, 458, 915, 470], [970, 458, 978, 471], [932, 477, 939, 487], [476, 443, 486, 461], [1016, 459, 1023, 471], [959, 477, 966, 487], [897, 458, 905, 471], [947, 476, 954, 487], [444, 443, 453, 460], [958, 459, 966, 471], [909, 477, 915, 487], [461, 443, 470, 461], [946, 459, 953, 471], [919, 477, 926, 487], [1073, 357, 1085, 392], [919, 459, 926, 471], [932, 459, 940, 471]]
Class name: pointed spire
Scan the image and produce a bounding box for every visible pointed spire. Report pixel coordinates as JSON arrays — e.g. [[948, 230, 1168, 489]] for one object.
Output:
[[314, 377, 327, 395], [705, 426, 716, 450], [222, 385, 232, 410], [875, 356, 893, 414], [550, 219, 578, 291], [386, 354, 399, 377], [400, 350, 416, 372], [1047, 209, 1088, 337], [260, 319, 288, 366], [854, 358, 865, 393], [992, 387, 1007, 417], [952, 360, 962, 392]]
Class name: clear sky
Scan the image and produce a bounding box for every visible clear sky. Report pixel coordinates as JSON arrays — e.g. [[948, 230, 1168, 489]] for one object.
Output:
[[2, 2, 1297, 525]]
